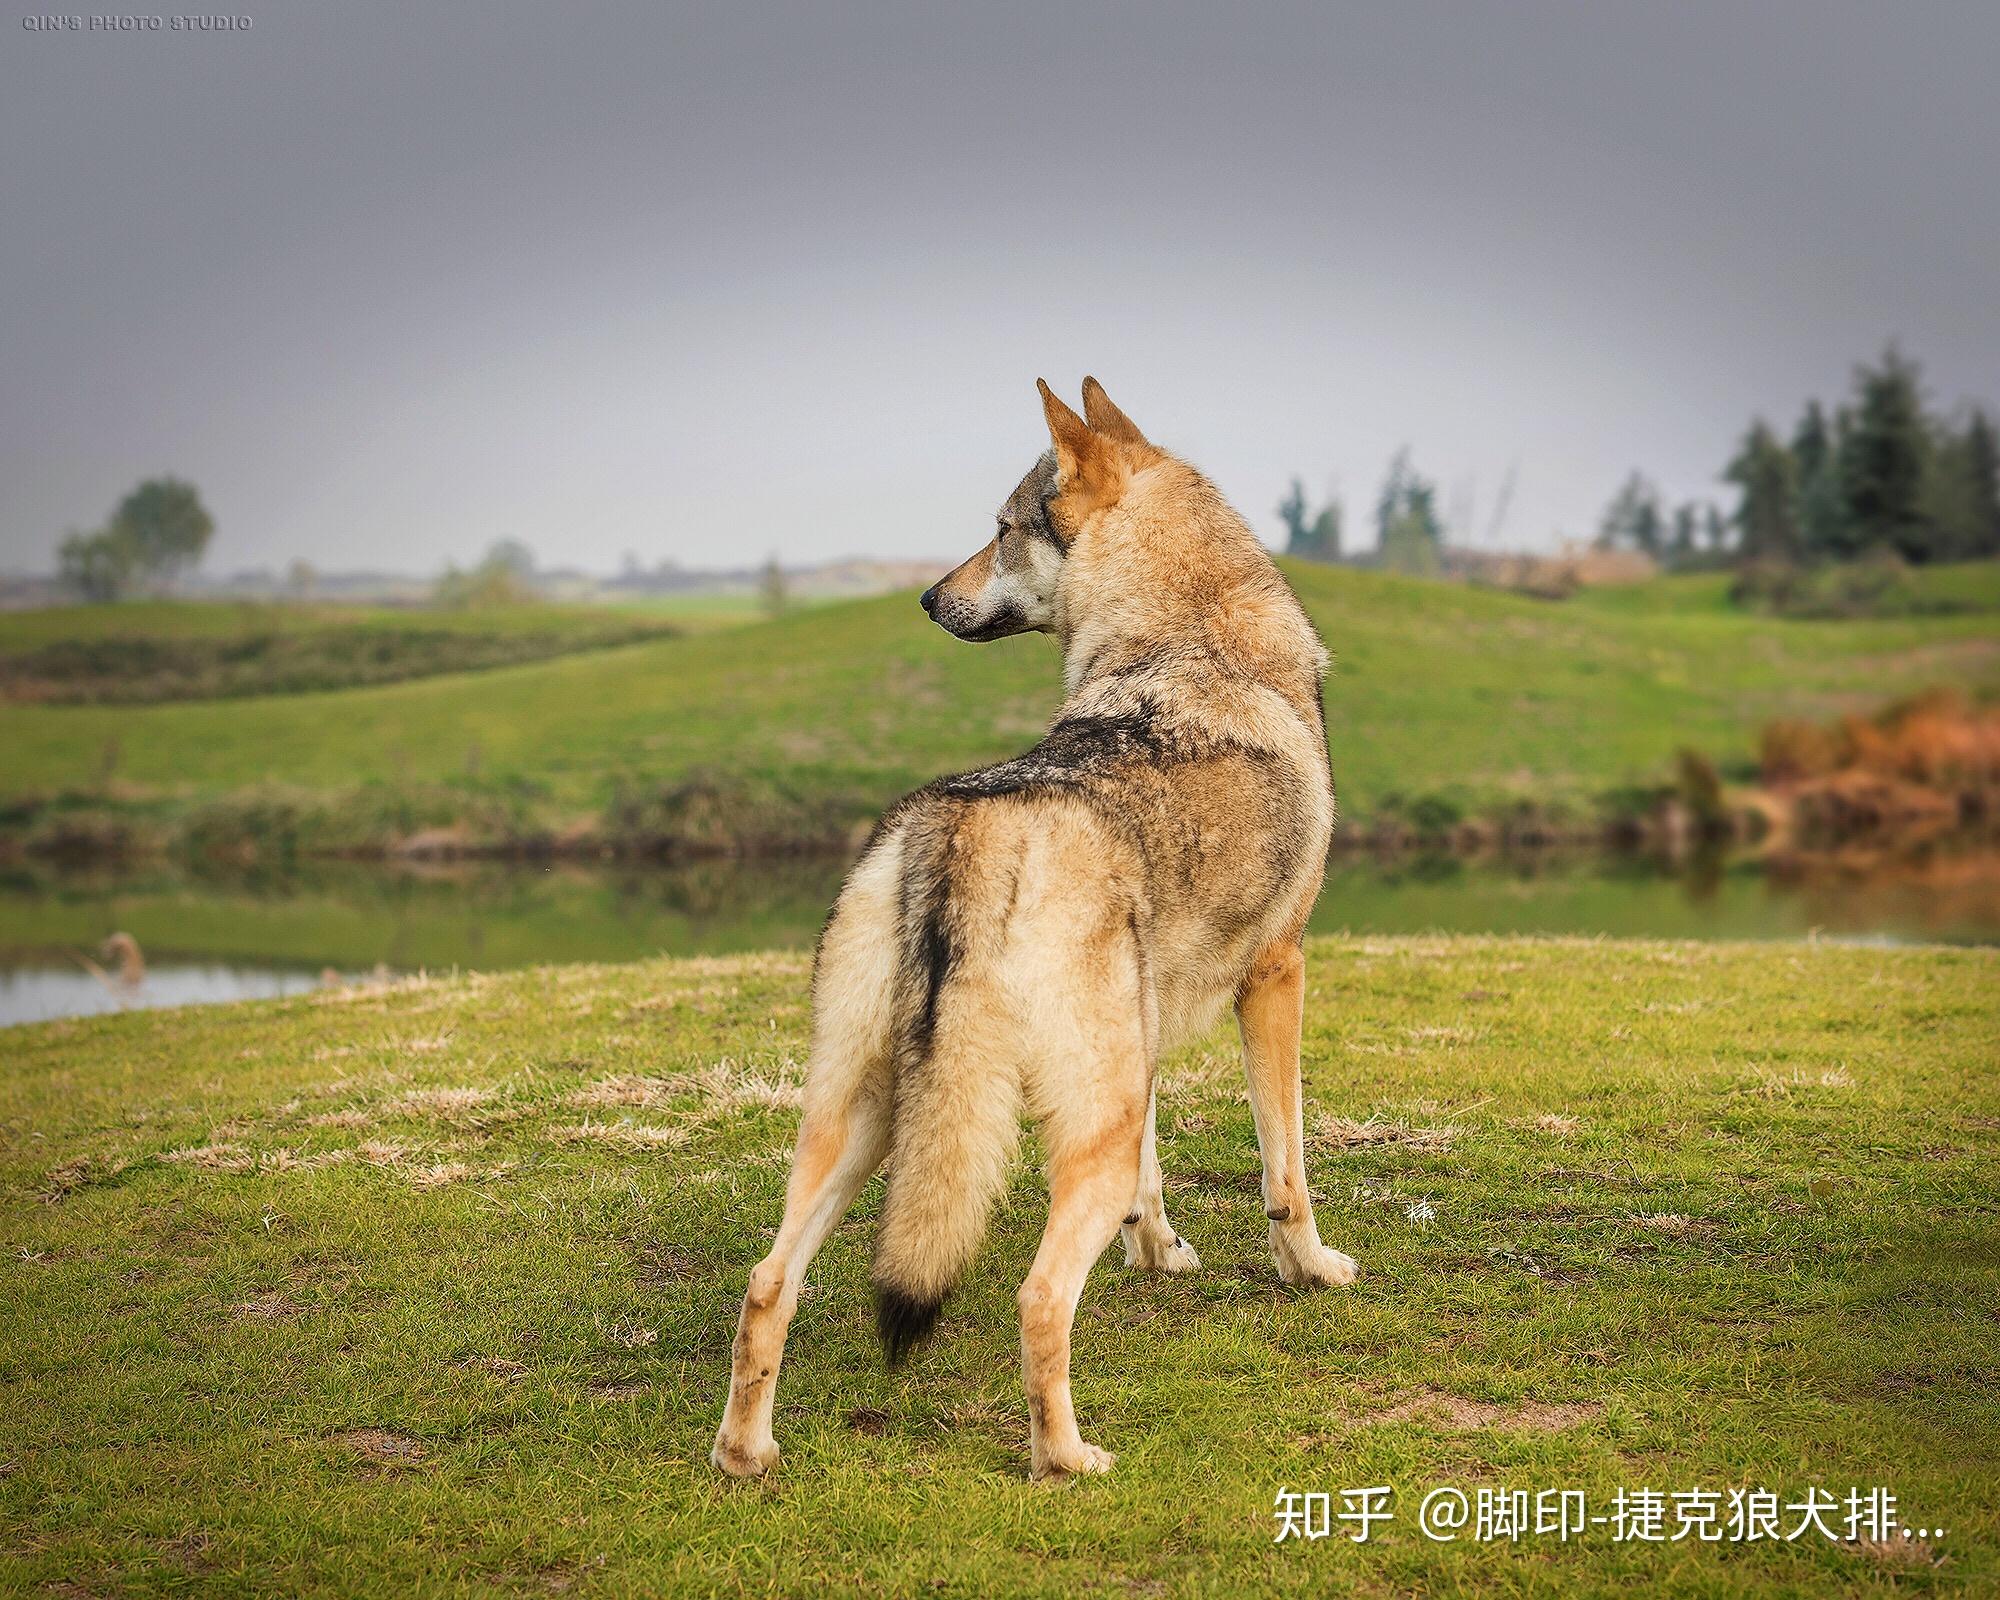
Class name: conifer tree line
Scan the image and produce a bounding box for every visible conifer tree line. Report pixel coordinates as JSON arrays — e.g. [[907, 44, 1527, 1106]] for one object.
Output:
[[1277, 448, 1448, 577], [1598, 347, 1999, 568]]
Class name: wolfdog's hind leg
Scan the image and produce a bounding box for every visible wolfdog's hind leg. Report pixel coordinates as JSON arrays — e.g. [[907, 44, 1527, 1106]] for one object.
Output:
[[1120, 1084, 1200, 1273], [711, 1085, 889, 1477], [1021, 1070, 1146, 1481], [711, 844, 899, 1478]]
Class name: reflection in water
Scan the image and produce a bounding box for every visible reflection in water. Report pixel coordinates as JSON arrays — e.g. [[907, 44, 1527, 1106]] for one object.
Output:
[[0, 963, 340, 1026], [1, 847, 1994, 1027]]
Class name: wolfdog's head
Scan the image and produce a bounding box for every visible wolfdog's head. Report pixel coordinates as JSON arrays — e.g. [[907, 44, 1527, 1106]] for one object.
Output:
[[919, 378, 1159, 642]]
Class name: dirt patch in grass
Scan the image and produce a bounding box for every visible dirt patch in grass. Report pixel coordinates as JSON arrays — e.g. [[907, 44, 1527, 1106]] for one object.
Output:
[[1371, 1389, 1603, 1432], [336, 1427, 428, 1467]]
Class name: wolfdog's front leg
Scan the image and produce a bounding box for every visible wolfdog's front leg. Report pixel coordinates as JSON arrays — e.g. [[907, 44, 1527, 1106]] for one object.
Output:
[[1237, 941, 1358, 1290], [711, 1089, 889, 1476], [1120, 1084, 1200, 1273]]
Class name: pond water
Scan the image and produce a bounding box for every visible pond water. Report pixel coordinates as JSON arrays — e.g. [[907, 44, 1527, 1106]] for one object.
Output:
[[2, 848, 1994, 1027]]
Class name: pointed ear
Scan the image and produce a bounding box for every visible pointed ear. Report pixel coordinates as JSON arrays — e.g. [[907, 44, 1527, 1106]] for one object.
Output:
[[1081, 376, 1147, 448], [1038, 378, 1097, 478]]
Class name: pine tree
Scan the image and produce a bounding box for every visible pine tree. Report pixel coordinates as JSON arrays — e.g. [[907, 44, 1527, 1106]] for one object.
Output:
[[1837, 346, 1933, 560], [1375, 449, 1443, 577], [1724, 421, 1801, 563], [1277, 478, 1342, 561], [1594, 472, 1665, 557], [1965, 409, 2000, 558], [1791, 400, 1850, 557], [1703, 503, 1729, 552], [1277, 479, 1311, 553]]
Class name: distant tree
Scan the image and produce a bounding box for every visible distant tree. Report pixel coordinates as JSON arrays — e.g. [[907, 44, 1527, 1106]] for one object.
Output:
[[1305, 499, 1343, 562], [1277, 479, 1310, 549], [1375, 449, 1443, 577], [1965, 409, 2000, 557], [758, 553, 790, 618], [1724, 420, 1801, 563], [433, 542, 538, 608], [1917, 407, 2000, 562], [113, 478, 213, 588], [1790, 400, 1850, 557], [57, 526, 137, 602], [1702, 503, 1729, 552], [1837, 347, 1932, 560], [482, 539, 537, 578], [53, 475, 213, 601], [1594, 472, 1666, 558], [1278, 478, 1343, 561]]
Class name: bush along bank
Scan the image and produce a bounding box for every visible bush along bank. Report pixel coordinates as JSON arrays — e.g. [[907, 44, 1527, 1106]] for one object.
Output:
[[0, 771, 882, 868]]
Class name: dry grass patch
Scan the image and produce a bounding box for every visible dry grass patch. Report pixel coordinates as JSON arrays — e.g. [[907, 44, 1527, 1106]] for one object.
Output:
[[571, 1074, 678, 1110], [1851, 1535, 1942, 1569], [1311, 1114, 1458, 1152], [381, 1085, 492, 1121], [305, 1107, 375, 1129], [1406, 1025, 1479, 1044], [571, 1059, 801, 1118], [38, 1156, 124, 1203], [551, 1120, 692, 1152], [1749, 1064, 1858, 1097], [1158, 1049, 1238, 1096], [407, 1160, 476, 1190], [160, 1141, 256, 1174], [1372, 1389, 1603, 1432], [1628, 1211, 1701, 1235], [336, 1427, 428, 1467], [233, 1291, 303, 1322]]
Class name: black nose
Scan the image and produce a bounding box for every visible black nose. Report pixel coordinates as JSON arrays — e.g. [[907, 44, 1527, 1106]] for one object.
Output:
[[919, 583, 940, 617]]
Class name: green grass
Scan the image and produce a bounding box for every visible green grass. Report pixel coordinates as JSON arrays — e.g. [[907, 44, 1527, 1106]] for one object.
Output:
[[2, 564, 1996, 844], [0, 602, 677, 705], [0, 601, 660, 653], [4, 936, 1995, 1595]]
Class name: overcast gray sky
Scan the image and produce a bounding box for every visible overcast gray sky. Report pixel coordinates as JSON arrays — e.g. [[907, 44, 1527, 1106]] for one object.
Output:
[[4, 0, 1996, 575]]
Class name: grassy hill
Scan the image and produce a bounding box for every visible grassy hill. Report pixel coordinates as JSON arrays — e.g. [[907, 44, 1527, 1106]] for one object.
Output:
[[5, 935, 1995, 1594], [2, 563, 1995, 854], [0, 602, 676, 705]]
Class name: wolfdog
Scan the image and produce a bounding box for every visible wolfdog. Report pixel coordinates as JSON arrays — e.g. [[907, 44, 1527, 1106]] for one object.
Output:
[[711, 379, 1356, 1481]]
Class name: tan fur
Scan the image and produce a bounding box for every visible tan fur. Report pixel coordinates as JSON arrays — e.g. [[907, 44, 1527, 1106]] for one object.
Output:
[[712, 380, 1355, 1482]]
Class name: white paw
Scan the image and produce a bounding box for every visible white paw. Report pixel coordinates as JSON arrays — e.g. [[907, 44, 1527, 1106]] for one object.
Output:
[[1274, 1238, 1359, 1290], [711, 1431, 780, 1478], [1123, 1223, 1202, 1274], [1033, 1441, 1116, 1481]]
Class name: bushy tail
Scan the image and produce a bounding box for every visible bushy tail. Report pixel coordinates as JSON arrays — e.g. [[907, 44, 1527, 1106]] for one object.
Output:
[[871, 817, 1020, 1365]]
